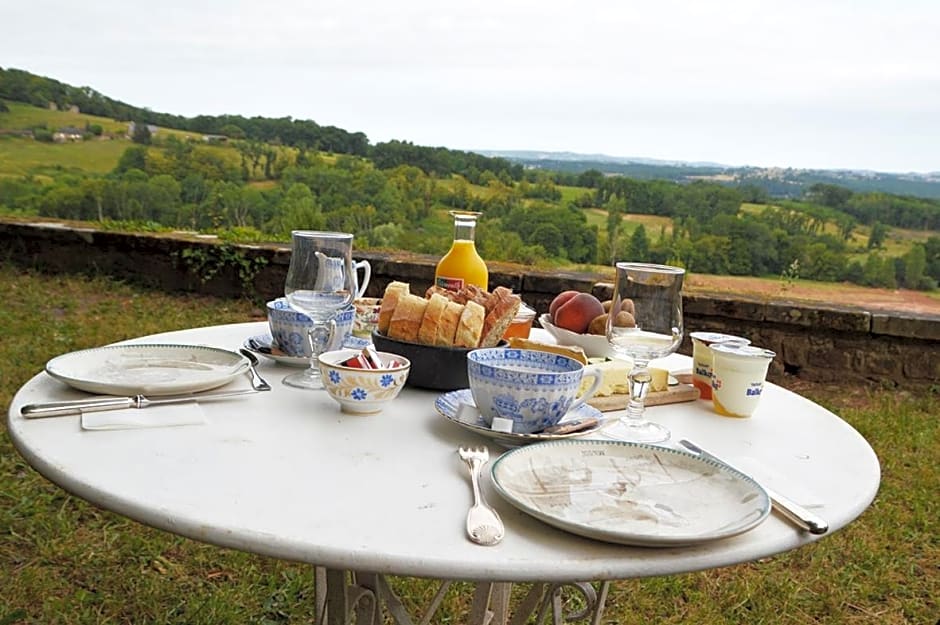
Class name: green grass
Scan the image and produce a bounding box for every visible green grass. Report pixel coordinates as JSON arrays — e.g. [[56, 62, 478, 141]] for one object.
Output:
[[1, 263, 936, 623], [0, 135, 129, 177], [0, 101, 129, 135]]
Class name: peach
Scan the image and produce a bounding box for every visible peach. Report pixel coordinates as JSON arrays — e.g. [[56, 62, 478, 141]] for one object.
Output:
[[553, 293, 605, 334], [549, 290, 580, 318]]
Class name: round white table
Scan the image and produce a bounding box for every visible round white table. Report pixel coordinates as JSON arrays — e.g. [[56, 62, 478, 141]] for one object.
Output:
[[7, 322, 881, 624]]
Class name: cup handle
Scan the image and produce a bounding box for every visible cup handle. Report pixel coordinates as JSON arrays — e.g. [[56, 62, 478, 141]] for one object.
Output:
[[355, 260, 371, 299], [569, 366, 603, 412]]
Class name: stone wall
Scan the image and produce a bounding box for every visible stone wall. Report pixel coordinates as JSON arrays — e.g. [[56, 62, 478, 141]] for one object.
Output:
[[3, 219, 937, 389]]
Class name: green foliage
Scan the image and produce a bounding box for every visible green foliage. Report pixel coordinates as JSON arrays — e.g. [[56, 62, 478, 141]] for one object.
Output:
[[868, 221, 888, 249], [131, 121, 152, 145], [2, 73, 938, 288], [174, 243, 268, 297]]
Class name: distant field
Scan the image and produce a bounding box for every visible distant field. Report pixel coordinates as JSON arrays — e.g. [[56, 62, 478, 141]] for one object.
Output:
[[584, 207, 675, 239], [742, 203, 936, 262], [0, 135, 127, 177], [0, 101, 128, 135], [0, 102, 217, 179], [557, 184, 589, 204]]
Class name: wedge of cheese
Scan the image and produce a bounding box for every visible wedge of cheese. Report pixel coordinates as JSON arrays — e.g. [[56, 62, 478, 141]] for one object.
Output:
[[649, 367, 670, 392], [579, 360, 632, 397], [506, 337, 588, 365]]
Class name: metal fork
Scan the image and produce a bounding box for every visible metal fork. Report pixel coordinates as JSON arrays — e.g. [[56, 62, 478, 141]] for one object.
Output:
[[457, 446, 505, 546], [239, 348, 272, 392]]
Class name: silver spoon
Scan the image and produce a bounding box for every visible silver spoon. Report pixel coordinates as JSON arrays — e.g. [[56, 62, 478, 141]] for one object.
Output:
[[239, 348, 272, 392]]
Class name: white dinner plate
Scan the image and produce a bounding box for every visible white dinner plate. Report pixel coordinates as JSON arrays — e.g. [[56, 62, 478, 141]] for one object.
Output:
[[491, 440, 771, 546], [243, 333, 371, 367], [436, 389, 606, 448], [45, 344, 249, 396]]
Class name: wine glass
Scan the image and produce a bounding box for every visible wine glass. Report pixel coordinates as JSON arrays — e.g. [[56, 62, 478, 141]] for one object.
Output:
[[282, 231, 357, 390], [604, 262, 685, 443]]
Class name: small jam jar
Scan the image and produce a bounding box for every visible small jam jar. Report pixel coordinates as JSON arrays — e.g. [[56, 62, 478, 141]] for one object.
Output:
[[503, 303, 537, 340]]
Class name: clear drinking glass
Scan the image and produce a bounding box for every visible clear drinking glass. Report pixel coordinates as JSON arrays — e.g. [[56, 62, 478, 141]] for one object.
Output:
[[604, 262, 685, 443], [282, 231, 357, 390]]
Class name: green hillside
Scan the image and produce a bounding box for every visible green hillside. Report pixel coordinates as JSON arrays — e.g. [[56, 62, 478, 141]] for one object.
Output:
[[1, 68, 939, 291]]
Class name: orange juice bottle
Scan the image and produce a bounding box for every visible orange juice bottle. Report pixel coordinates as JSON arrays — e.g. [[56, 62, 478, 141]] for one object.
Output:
[[435, 211, 488, 291]]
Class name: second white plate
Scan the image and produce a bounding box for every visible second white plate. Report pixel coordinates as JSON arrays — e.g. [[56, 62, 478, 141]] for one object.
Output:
[[491, 440, 771, 546]]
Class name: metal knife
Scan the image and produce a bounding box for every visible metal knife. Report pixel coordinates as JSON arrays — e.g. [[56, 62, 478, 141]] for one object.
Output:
[[20, 389, 260, 419], [678, 439, 829, 535]]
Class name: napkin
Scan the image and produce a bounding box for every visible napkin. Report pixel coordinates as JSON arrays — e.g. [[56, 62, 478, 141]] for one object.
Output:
[[81, 402, 207, 431], [733, 456, 825, 508]]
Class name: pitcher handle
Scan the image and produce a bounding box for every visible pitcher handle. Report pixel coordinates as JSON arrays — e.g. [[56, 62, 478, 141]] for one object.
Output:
[[355, 260, 371, 299]]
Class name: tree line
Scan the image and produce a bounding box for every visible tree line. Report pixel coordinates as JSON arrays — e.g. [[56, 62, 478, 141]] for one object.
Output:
[[1, 67, 939, 290], [1, 135, 938, 291]]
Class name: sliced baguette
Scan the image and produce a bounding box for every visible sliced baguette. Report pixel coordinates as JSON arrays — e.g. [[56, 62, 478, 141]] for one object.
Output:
[[388, 293, 428, 343], [436, 301, 464, 347], [417, 293, 449, 345], [479, 286, 521, 347], [453, 300, 485, 348], [377, 281, 410, 335]]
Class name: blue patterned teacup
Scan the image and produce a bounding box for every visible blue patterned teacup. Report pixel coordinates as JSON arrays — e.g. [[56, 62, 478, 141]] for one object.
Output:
[[467, 348, 602, 434], [267, 298, 355, 358]]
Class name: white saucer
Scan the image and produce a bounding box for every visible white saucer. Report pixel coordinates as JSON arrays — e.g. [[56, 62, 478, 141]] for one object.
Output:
[[436, 389, 606, 448], [243, 333, 371, 367]]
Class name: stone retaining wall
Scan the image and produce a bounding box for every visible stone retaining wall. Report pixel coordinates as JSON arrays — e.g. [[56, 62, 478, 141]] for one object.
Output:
[[3, 219, 937, 389]]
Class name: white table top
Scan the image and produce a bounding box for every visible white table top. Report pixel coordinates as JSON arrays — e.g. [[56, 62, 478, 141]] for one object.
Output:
[[7, 322, 881, 583]]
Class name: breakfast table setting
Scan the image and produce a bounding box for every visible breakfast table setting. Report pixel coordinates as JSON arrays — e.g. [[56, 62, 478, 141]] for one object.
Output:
[[6, 231, 882, 625]]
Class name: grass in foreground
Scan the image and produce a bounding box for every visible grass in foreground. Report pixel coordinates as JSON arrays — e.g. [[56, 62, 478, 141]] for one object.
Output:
[[0, 264, 937, 624]]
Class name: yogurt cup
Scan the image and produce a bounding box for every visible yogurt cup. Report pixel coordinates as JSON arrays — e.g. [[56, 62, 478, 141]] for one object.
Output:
[[690, 332, 750, 400], [709, 343, 776, 418]]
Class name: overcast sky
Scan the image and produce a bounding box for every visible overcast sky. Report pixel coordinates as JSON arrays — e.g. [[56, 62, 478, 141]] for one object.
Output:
[[2, 0, 938, 173]]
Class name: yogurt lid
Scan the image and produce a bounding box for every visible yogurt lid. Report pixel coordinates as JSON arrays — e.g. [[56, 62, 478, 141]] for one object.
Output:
[[710, 342, 775, 359], [690, 331, 751, 345]]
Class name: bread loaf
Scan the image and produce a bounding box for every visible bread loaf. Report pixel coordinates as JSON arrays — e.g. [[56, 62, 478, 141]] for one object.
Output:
[[436, 301, 463, 347], [383, 281, 519, 349], [453, 300, 485, 348], [377, 281, 409, 334], [417, 293, 448, 345], [388, 293, 428, 342]]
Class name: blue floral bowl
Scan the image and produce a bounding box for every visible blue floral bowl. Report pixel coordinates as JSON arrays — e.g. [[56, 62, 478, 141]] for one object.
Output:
[[467, 348, 601, 434], [318, 349, 411, 414], [267, 298, 355, 358]]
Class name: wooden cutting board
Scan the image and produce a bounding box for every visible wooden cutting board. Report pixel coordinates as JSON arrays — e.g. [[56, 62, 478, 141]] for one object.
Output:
[[587, 383, 700, 412]]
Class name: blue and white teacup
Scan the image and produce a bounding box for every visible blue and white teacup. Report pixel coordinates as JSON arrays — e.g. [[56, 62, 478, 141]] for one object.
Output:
[[267, 298, 355, 358], [467, 348, 602, 434]]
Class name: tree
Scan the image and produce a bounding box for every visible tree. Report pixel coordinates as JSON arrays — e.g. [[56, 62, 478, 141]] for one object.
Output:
[[530, 223, 564, 257], [605, 205, 623, 264], [626, 225, 650, 261], [114, 146, 148, 174], [902, 244, 927, 289], [806, 183, 852, 208], [131, 121, 151, 145], [867, 221, 888, 249]]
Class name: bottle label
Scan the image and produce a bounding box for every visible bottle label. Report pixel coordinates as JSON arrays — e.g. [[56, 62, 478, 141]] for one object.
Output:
[[436, 276, 464, 291]]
